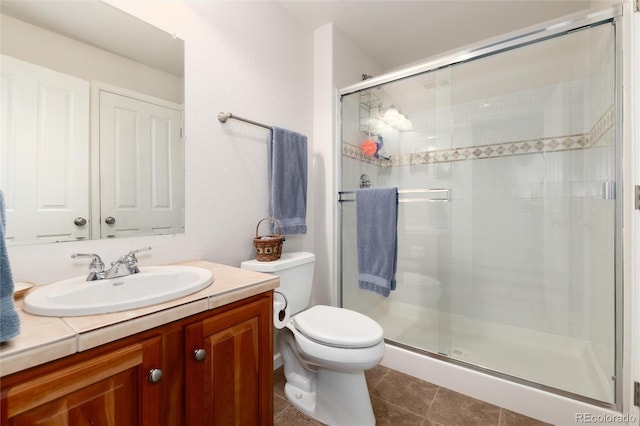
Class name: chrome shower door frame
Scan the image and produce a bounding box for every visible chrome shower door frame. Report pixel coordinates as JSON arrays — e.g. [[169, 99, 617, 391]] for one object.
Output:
[[337, 4, 625, 411]]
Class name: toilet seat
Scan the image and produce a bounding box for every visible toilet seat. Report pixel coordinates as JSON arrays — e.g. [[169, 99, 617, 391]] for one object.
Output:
[[293, 305, 383, 348]]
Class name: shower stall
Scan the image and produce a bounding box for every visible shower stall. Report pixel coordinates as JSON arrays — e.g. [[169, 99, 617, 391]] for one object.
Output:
[[339, 7, 622, 408]]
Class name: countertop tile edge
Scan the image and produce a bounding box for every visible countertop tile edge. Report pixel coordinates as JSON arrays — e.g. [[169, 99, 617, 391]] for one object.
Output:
[[76, 299, 210, 352], [0, 335, 77, 377]]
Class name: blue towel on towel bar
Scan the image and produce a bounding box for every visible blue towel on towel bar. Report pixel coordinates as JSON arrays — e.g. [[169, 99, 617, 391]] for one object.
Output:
[[269, 126, 307, 235], [357, 187, 398, 297], [0, 190, 20, 342]]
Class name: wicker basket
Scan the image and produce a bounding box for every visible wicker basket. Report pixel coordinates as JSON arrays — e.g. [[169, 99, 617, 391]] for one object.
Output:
[[253, 217, 284, 261]]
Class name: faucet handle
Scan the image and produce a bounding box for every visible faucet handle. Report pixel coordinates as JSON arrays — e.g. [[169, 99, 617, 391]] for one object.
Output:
[[112, 246, 152, 274], [71, 253, 106, 281], [128, 246, 152, 258], [71, 253, 105, 271], [121, 246, 151, 264]]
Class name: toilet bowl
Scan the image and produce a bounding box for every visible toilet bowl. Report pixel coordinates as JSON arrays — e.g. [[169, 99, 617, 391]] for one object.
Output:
[[241, 252, 384, 426]]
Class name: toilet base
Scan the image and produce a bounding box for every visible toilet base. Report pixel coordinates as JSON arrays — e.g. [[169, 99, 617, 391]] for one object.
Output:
[[278, 328, 378, 425], [284, 368, 376, 426]]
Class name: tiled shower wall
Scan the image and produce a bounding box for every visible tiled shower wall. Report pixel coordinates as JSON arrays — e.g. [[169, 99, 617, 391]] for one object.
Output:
[[342, 75, 615, 342]]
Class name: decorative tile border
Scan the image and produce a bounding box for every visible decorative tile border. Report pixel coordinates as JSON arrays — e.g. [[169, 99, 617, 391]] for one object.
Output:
[[589, 106, 614, 147], [343, 107, 614, 167], [398, 134, 590, 166]]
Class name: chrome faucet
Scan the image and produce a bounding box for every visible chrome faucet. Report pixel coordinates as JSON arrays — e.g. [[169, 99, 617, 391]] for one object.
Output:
[[72, 246, 152, 281], [106, 246, 151, 279]]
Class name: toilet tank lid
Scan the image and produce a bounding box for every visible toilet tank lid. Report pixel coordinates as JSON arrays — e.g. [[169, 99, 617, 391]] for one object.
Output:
[[240, 252, 315, 272]]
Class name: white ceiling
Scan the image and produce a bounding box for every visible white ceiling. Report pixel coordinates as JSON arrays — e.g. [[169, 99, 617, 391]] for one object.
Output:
[[278, 0, 595, 72], [0, 0, 184, 76], [2, 1, 612, 80]]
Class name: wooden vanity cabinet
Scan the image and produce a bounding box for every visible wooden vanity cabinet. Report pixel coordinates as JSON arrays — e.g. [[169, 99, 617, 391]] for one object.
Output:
[[1, 292, 274, 426], [185, 295, 274, 425], [1, 336, 162, 426]]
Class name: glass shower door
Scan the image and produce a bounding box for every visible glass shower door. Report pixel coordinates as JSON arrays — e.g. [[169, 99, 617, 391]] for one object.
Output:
[[340, 67, 455, 358], [340, 19, 618, 405]]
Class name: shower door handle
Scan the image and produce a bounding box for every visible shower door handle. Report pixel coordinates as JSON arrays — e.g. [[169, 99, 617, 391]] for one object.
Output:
[[602, 181, 616, 200]]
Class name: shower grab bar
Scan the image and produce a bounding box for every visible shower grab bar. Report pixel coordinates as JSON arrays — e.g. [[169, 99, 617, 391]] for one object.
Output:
[[338, 188, 450, 203], [218, 112, 272, 130]]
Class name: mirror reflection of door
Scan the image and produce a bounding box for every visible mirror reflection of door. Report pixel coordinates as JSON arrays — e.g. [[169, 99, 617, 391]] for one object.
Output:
[[1, 55, 90, 243], [99, 90, 183, 239]]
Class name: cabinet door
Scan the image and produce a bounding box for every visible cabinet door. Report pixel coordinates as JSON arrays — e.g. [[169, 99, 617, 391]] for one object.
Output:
[[185, 295, 273, 426], [3, 336, 162, 426]]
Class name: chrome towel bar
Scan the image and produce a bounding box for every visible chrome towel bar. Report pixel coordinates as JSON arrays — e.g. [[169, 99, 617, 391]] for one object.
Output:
[[217, 112, 272, 130], [338, 189, 450, 203]]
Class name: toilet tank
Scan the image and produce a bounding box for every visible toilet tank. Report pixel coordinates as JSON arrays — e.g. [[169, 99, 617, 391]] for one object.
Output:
[[240, 252, 315, 316]]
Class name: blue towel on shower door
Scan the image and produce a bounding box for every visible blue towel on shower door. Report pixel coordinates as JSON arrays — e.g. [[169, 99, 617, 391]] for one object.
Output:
[[356, 187, 398, 297], [0, 190, 20, 342], [269, 126, 307, 235]]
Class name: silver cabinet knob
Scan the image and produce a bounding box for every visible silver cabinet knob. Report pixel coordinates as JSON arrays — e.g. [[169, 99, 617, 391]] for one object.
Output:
[[104, 216, 116, 225], [147, 368, 163, 383], [194, 349, 206, 361], [74, 217, 87, 226]]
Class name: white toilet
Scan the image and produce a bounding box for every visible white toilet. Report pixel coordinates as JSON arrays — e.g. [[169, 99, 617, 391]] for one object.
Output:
[[241, 252, 384, 426]]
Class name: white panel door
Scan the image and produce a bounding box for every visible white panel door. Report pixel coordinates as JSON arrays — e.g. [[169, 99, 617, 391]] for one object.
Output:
[[99, 91, 183, 238], [0, 55, 90, 243]]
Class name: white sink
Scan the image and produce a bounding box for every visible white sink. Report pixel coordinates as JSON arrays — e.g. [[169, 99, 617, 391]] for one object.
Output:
[[23, 266, 213, 317]]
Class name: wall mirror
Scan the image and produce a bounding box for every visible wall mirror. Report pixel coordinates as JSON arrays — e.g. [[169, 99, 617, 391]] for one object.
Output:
[[0, 0, 185, 245]]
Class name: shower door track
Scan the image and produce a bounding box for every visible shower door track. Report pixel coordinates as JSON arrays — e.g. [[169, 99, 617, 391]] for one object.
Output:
[[385, 339, 618, 410]]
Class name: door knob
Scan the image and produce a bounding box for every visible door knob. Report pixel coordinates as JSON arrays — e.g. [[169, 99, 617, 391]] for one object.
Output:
[[194, 349, 206, 361], [74, 217, 87, 226], [104, 216, 116, 225], [147, 368, 163, 383]]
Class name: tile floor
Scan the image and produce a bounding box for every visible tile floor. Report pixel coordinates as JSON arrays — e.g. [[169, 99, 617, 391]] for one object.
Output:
[[273, 364, 553, 426]]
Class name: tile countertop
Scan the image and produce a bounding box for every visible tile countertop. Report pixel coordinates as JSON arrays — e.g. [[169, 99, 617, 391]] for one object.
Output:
[[0, 260, 279, 377]]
